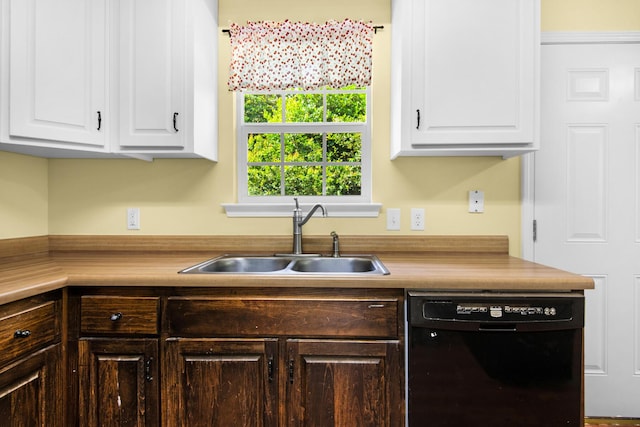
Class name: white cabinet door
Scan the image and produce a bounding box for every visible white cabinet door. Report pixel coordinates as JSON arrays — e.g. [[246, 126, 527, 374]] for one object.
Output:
[[114, 0, 218, 160], [391, 0, 539, 158], [8, 0, 106, 149], [116, 0, 185, 149]]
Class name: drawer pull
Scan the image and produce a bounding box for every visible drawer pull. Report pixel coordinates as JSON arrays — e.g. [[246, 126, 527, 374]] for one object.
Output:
[[14, 329, 32, 339], [110, 312, 123, 322], [368, 304, 385, 308]]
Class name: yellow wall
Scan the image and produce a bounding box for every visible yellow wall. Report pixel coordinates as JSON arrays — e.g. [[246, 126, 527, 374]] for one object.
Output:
[[0, 152, 48, 239], [5, 0, 640, 252], [541, 0, 640, 31], [47, 0, 522, 254]]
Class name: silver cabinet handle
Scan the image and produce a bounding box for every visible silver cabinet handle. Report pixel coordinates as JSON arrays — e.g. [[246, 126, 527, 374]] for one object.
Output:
[[14, 329, 31, 338]]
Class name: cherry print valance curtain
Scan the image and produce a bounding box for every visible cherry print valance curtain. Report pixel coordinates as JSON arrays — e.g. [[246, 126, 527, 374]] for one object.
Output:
[[227, 19, 374, 91]]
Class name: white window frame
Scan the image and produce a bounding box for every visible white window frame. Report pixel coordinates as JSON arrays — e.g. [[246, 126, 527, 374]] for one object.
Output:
[[224, 87, 380, 217]]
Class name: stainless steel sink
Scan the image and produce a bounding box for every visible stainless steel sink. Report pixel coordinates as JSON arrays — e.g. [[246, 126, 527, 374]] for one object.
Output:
[[290, 257, 386, 274], [180, 254, 389, 275], [190, 256, 292, 273]]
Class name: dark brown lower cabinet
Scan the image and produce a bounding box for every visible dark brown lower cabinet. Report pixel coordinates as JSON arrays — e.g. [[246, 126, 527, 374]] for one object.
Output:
[[71, 288, 405, 427], [163, 338, 402, 427], [0, 343, 62, 427], [286, 339, 402, 427], [78, 338, 159, 426], [163, 338, 279, 427]]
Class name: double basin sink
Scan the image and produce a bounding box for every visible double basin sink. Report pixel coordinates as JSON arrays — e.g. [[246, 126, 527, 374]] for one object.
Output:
[[180, 254, 390, 275]]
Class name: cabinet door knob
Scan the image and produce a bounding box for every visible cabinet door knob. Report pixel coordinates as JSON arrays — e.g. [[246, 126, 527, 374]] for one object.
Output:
[[14, 329, 32, 339], [173, 112, 179, 132], [110, 312, 123, 321]]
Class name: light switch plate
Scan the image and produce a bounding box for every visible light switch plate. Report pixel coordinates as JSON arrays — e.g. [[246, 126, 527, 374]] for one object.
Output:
[[386, 208, 401, 231]]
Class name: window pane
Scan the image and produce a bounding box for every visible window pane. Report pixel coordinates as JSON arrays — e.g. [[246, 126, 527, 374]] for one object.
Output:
[[284, 166, 322, 196], [285, 93, 323, 122], [326, 165, 361, 196], [248, 166, 281, 196], [284, 134, 323, 162], [248, 133, 281, 162], [327, 93, 366, 122], [327, 133, 362, 162], [244, 94, 281, 123]]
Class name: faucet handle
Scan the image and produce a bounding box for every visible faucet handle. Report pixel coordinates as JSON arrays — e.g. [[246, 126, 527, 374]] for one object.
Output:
[[294, 197, 300, 210], [331, 231, 340, 257]]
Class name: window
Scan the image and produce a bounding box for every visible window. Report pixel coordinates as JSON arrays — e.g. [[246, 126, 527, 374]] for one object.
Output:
[[223, 19, 380, 217], [233, 86, 374, 213]]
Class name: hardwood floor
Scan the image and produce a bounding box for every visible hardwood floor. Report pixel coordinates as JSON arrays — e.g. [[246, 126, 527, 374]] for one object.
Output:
[[585, 419, 640, 426]]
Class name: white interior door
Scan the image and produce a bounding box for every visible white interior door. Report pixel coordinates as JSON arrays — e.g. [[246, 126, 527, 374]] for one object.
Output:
[[534, 40, 640, 417]]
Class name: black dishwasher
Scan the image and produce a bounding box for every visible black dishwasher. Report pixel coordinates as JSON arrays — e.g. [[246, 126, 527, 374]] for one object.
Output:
[[407, 291, 584, 426]]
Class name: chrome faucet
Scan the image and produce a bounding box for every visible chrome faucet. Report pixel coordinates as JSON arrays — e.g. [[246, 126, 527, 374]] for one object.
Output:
[[292, 198, 326, 255]]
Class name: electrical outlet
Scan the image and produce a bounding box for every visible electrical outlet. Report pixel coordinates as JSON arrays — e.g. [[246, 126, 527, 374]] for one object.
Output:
[[386, 208, 401, 231], [127, 208, 140, 230], [411, 208, 425, 231], [469, 190, 485, 213]]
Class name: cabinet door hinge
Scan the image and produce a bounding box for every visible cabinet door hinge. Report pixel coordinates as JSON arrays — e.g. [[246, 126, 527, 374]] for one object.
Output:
[[145, 357, 154, 382], [288, 359, 294, 384], [533, 219, 537, 242], [267, 356, 274, 383]]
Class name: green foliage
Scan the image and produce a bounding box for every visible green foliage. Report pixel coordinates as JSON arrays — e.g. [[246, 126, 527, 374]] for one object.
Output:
[[244, 94, 280, 123], [245, 87, 365, 197]]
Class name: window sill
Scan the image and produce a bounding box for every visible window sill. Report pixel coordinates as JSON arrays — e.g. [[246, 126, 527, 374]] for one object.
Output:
[[222, 202, 382, 218]]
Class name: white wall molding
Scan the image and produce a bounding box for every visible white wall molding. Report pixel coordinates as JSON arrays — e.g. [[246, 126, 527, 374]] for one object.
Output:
[[542, 31, 640, 45]]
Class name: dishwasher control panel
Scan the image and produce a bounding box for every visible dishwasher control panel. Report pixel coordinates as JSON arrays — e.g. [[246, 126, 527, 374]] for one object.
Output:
[[456, 303, 558, 319], [408, 292, 584, 328]]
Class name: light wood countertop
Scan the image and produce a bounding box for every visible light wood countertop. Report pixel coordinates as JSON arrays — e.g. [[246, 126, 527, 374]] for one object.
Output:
[[0, 235, 594, 305]]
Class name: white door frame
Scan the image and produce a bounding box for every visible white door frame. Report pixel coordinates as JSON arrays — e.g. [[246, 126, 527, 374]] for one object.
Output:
[[521, 31, 640, 261]]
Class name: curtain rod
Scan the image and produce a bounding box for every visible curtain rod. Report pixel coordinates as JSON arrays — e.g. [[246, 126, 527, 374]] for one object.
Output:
[[221, 25, 384, 36]]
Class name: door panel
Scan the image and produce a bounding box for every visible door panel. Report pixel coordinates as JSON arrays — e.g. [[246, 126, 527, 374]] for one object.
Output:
[[117, 0, 184, 148], [535, 42, 640, 417], [0, 344, 62, 427], [9, 0, 106, 147], [163, 338, 278, 427], [286, 339, 402, 427], [78, 338, 159, 427]]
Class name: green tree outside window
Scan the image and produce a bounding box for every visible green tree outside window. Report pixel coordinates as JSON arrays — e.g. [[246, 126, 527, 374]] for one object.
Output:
[[244, 86, 366, 197]]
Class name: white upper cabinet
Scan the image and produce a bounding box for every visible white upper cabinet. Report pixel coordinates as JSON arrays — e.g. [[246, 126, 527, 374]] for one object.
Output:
[[116, 0, 185, 149], [113, 0, 218, 160], [0, 0, 218, 160], [3, 0, 108, 153], [390, 0, 540, 158]]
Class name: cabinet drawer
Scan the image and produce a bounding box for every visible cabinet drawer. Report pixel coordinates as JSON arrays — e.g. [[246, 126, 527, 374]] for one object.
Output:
[[0, 301, 60, 367], [167, 297, 399, 338], [81, 296, 159, 335]]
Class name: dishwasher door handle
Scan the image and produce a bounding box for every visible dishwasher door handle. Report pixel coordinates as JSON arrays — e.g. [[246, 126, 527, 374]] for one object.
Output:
[[478, 324, 517, 332]]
